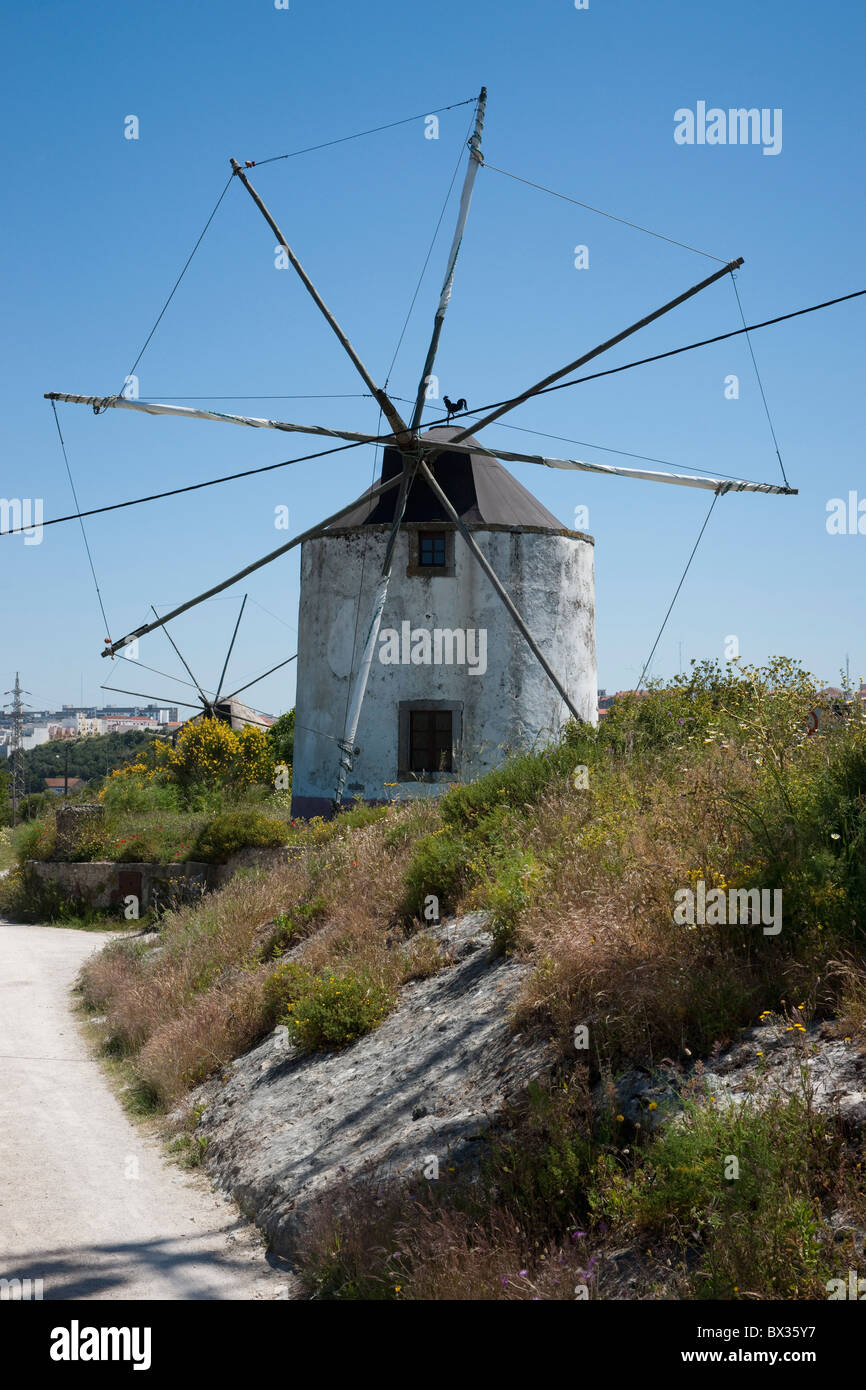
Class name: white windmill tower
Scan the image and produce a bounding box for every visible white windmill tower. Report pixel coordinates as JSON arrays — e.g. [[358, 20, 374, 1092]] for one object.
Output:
[[291, 423, 597, 816], [45, 86, 795, 815]]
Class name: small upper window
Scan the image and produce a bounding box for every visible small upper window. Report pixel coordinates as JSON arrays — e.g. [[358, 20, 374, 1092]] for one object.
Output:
[[418, 531, 447, 567]]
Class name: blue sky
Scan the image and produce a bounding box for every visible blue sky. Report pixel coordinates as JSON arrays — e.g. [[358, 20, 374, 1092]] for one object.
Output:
[[2, 0, 864, 717]]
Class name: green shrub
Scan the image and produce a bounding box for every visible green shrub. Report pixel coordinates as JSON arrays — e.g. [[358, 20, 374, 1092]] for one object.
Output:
[[438, 744, 581, 831], [591, 1091, 837, 1299], [101, 777, 181, 816], [12, 819, 56, 862], [265, 961, 396, 1051], [191, 810, 288, 863], [402, 826, 473, 919], [486, 849, 542, 953]]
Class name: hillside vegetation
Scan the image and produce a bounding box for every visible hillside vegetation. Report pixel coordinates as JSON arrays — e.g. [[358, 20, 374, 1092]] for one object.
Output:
[[0, 719, 295, 921], [75, 658, 866, 1298]]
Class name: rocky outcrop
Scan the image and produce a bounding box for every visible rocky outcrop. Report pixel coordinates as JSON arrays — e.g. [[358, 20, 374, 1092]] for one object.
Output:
[[197, 913, 552, 1258], [599, 1019, 866, 1133]]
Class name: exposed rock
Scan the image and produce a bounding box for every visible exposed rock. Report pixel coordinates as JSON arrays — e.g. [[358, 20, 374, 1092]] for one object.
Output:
[[598, 1020, 866, 1132], [197, 913, 552, 1257]]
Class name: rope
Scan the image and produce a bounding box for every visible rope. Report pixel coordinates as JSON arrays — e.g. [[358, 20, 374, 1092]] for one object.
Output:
[[138, 393, 369, 401], [247, 98, 477, 168], [121, 173, 234, 390], [730, 274, 790, 488], [636, 490, 722, 690], [49, 401, 113, 642], [1, 438, 366, 538], [482, 161, 726, 262], [437, 289, 866, 426]]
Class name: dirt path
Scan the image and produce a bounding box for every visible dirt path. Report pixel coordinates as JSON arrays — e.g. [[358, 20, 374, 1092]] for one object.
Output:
[[0, 921, 289, 1300]]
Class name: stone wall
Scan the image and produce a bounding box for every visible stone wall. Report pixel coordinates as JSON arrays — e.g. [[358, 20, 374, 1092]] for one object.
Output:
[[27, 846, 300, 916]]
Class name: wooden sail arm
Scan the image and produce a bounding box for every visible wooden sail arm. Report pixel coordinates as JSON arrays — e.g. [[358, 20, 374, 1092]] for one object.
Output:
[[426, 438, 797, 495], [44, 392, 794, 494], [416, 459, 584, 725], [100, 470, 404, 657], [449, 258, 745, 445], [43, 393, 389, 448], [409, 86, 487, 431], [229, 159, 412, 446]]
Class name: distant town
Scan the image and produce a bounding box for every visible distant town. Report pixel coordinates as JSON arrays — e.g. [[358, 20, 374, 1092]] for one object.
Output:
[[0, 703, 184, 759]]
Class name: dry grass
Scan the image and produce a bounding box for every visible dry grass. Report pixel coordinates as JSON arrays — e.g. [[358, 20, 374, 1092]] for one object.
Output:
[[79, 801, 439, 1104]]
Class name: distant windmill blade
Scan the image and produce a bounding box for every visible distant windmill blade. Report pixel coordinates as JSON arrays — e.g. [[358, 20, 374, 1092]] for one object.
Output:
[[114, 651, 216, 693], [100, 470, 404, 658], [449, 258, 744, 445], [100, 684, 204, 711], [151, 605, 211, 710], [220, 652, 297, 704], [214, 593, 248, 705]]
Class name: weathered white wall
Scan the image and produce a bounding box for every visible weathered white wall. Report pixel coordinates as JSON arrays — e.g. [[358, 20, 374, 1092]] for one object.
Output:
[[291, 523, 596, 816]]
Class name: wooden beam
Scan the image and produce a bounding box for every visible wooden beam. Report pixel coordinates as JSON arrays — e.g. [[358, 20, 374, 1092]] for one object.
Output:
[[416, 459, 585, 725], [449, 258, 745, 444]]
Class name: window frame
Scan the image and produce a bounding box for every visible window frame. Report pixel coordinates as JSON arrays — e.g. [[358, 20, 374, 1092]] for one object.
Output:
[[406, 526, 456, 578], [397, 699, 462, 781]]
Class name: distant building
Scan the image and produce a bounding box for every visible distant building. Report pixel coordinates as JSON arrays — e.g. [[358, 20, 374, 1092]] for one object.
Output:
[[44, 777, 84, 796], [597, 689, 650, 718], [99, 714, 160, 734]]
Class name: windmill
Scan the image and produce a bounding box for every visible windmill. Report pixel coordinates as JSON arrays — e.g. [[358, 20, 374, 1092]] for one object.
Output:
[[45, 86, 796, 810], [101, 593, 287, 733]]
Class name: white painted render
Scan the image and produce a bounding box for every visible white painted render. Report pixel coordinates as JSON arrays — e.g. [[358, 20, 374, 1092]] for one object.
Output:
[[291, 522, 596, 815]]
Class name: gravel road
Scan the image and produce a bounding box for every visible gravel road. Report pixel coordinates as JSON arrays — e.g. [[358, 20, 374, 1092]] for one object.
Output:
[[0, 921, 289, 1300]]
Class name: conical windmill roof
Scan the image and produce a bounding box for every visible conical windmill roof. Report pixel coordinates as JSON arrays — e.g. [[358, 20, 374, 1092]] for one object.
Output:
[[328, 426, 567, 532]]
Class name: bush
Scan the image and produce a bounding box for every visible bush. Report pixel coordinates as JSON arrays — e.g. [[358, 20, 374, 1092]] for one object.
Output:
[[12, 819, 56, 862], [191, 810, 288, 863], [265, 961, 395, 1051], [591, 1090, 838, 1299]]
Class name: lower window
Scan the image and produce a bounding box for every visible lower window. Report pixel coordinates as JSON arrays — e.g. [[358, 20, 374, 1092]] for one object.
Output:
[[397, 700, 462, 780], [409, 708, 453, 773]]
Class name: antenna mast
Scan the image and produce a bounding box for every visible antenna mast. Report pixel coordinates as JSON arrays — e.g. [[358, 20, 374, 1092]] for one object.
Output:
[[3, 673, 31, 826]]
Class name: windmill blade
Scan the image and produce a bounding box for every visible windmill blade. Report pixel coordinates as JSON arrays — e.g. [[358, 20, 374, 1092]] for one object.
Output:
[[409, 87, 487, 431], [101, 470, 404, 657], [449, 258, 744, 446], [416, 459, 584, 725], [214, 593, 248, 704], [114, 651, 218, 694], [100, 684, 204, 711], [44, 393, 388, 448], [333, 461, 418, 807], [229, 160, 411, 446], [152, 606, 212, 709], [221, 652, 297, 703], [417, 435, 796, 495]]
